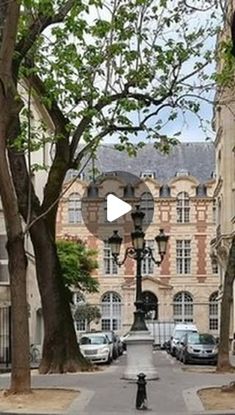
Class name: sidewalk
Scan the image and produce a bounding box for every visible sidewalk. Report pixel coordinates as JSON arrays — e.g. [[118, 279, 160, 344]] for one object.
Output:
[[1, 351, 235, 414]]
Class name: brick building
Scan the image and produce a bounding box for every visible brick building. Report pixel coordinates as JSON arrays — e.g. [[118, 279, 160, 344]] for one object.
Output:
[[57, 142, 219, 336]]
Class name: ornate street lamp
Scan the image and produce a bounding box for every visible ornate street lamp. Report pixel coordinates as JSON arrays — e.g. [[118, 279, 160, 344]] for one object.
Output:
[[108, 206, 169, 333]]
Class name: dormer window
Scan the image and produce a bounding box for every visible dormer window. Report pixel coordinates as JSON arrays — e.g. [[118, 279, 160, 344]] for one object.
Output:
[[196, 184, 207, 197], [176, 169, 189, 177], [160, 185, 171, 197], [140, 171, 155, 179]]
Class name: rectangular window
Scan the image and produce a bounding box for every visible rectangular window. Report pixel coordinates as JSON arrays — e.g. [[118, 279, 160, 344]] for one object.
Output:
[[0, 262, 9, 283], [176, 240, 191, 274], [75, 320, 86, 332], [209, 318, 218, 330], [101, 319, 111, 330], [0, 235, 9, 284], [209, 300, 218, 330], [212, 260, 218, 274], [212, 199, 216, 224], [142, 240, 154, 275], [104, 242, 118, 275]]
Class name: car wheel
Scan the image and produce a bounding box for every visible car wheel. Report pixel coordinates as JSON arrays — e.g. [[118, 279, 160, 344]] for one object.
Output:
[[107, 354, 112, 364]]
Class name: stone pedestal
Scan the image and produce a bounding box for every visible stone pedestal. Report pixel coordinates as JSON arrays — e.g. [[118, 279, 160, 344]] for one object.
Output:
[[123, 330, 159, 380]]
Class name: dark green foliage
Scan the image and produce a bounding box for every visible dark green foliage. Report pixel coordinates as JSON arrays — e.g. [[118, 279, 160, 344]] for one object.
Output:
[[57, 239, 99, 295]]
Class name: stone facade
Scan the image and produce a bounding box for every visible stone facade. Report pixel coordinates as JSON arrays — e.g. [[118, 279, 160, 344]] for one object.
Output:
[[210, 0, 235, 339], [0, 85, 53, 350], [57, 144, 219, 337]]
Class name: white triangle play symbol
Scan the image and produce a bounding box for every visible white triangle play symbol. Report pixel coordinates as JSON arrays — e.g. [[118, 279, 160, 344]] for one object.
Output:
[[106, 194, 132, 222]]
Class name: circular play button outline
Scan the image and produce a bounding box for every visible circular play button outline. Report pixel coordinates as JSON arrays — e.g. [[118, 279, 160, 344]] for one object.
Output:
[[81, 171, 154, 240]]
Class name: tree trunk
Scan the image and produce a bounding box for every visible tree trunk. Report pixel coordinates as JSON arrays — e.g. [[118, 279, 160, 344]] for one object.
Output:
[[30, 217, 91, 373], [0, 0, 31, 388], [0, 123, 30, 392], [8, 148, 92, 373], [217, 236, 235, 372]]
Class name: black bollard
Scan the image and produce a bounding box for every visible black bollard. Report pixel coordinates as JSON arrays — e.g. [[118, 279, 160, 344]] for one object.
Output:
[[136, 372, 148, 410]]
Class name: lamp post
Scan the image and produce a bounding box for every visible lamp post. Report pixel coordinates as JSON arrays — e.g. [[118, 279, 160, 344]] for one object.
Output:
[[108, 205, 169, 380]]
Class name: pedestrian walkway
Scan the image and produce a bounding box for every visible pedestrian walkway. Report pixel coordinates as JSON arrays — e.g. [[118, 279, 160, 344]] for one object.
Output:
[[1, 351, 235, 414]]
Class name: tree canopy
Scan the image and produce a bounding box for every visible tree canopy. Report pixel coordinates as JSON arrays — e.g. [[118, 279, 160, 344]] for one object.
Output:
[[0, 0, 225, 376], [57, 237, 99, 296]]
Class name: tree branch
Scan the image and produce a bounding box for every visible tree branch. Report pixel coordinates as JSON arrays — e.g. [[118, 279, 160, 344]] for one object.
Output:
[[0, 0, 20, 77], [15, 0, 75, 63], [27, 71, 69, 134]]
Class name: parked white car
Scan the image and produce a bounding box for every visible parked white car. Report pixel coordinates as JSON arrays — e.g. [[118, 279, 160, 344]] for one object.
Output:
[[170, 323, 198, 357], [79, 333, 112, 364]]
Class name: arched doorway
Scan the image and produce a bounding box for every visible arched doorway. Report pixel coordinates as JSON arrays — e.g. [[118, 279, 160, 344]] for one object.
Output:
[[142, 291, 158, 320]]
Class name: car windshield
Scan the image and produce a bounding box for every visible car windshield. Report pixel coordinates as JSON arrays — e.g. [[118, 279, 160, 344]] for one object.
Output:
[[174, 330, 196, 339], [80, 336, 107, 345], [187, 333, 216, 345]]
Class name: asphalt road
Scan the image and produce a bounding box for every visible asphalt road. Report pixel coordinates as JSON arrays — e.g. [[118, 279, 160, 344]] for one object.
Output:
[[1, 351, 235, 415]]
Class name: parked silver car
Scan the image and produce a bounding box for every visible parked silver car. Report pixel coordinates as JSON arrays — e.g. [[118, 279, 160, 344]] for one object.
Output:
[[179, 333, 218, 365], [79, 333, 112, 364]]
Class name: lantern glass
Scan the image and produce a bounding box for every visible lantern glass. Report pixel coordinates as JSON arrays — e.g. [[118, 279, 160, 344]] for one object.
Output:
[[108, 230, 122, 256], [155, 229, 169, 256], [131, 205, 145, 229], [131, 228, 145, 251]]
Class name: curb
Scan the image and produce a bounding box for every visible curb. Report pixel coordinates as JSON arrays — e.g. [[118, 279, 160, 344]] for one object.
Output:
[[183, 385, 235, 414], [0, 386, 94, 415]]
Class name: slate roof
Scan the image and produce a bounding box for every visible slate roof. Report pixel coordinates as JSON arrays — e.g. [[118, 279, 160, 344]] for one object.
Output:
[[70, 142, 215, 184]]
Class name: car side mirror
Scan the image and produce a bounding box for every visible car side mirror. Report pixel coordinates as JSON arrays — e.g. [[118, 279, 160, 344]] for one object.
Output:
[[109, 340, 112, 344], [170, 336, 173, 340], [180, 341, 185, 346]]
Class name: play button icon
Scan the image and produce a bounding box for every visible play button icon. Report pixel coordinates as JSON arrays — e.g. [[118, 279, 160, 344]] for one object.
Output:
[[81, 170, 154, 240], [106, 194, 132, 222]]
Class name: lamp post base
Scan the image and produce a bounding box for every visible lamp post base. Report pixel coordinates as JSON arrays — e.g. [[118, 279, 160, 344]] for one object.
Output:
[[122, 330, 159, 380]]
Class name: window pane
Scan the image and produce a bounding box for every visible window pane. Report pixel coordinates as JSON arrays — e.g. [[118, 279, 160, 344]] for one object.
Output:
[[68, 193, 82, 224], [176, 240, 191, 274], [0, 264, 9, 283], [142, 240, 154, 275], [75, 320, 86, 331], [101, 292, 121, 331], [140, 192, 154, 224], [173, 292, 193, 322], [103, 242, 118, 275], [209, 292, 218, 331], [177, 192, 190, 223]]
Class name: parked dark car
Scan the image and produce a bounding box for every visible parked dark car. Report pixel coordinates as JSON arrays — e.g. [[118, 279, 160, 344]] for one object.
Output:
[[100, 331, 119, 359], [179, 333, 218, 365], [116, 335, 123, 356]]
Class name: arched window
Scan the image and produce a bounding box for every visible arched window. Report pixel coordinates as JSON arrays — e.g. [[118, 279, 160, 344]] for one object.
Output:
[[101, 292, 121, 331], [140, 192, 154, 224], [177, 192, 190, 223], [142, 291, 158, 320], [173, 292, 193, 323], [209, 292, 218, 331], [68, 193, 82, 224]]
